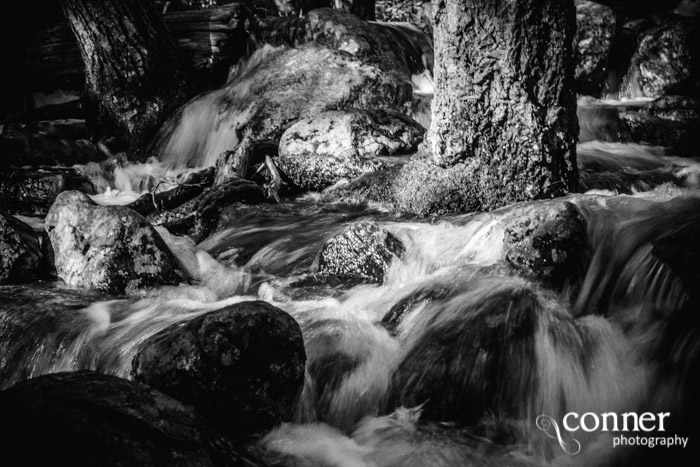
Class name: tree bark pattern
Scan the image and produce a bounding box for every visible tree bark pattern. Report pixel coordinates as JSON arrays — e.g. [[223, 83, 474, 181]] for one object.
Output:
[[60, 0, 187, 151], [427, 0, 579, 207]]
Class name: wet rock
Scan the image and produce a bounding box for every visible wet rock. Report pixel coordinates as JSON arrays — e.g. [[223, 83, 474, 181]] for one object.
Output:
[[621, 19, 699, 99], [0, 167, 96, 216], [277, 109, 424, 191], [132, 301, 306, 435], [502, 201, 590, 287], [320, 167, 400, 207], [574, 0, 617, 96], [0, 371, 264, 467], [391, 277, 583, 425], [0, 119, 106, 168], [183, 44, 413, 176], [317, 221, 404, 283], [391, 158, 481, 216], [0, 211, 43, 284], [250, 8, 432, 78], [45, 191, 183, 294]]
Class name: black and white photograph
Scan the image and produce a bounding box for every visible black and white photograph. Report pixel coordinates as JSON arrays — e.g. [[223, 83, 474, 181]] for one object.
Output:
[[0, 0, 699, 465]]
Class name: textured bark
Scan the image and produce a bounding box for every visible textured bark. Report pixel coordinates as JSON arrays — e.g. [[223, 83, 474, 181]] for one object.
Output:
[[427, 0, 579, 207], [59, 0, 187, 152]]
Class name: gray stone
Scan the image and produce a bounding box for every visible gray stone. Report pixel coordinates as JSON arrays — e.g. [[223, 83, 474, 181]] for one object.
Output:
[[318, 221, 404, 283], [132, 301, 306, 435], [45, 191, 183, 294], [574, 0, 617, 96], [502, 201, 590, 287], [277, 109, 424, 191], [621, 19, 698, 99]]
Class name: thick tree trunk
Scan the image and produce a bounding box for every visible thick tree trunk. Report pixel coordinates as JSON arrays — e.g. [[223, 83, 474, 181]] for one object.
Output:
[[427, 0, 578, 207], [59, 0, 188, 153]]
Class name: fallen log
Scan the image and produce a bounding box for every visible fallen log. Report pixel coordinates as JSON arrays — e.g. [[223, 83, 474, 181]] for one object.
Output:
[[126, 167, 216, 217]]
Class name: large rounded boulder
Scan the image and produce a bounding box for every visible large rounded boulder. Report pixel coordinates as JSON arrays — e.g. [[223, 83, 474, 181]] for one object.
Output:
[[132, 301, 306, 435], [0, 371, 263, 467], [277, 109, 425, 191], [0, 210, 42, 284], [45, 191, 183, 294]]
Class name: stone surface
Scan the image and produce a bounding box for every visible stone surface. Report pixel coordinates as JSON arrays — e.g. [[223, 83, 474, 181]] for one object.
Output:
[[0, 167, 96, 216], [45, 191, 183, 294], [0, 211, 43, 284], [251, 8, 432, 77], [574, 0, 617, 96], [132, 301, 306, 435], [317, 221, 404, 283], [277, 109, 424, 191], [502, 201, 590, 287], [0, 371, 263, 467], [391, 277, 587, 425], [172, 43, 413, 177], [621, 19, 699, 99], [391, 156, 482, 216]]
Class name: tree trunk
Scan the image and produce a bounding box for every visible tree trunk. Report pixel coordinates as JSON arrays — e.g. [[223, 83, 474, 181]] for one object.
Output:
[[427, 0, 578, 207], [59, 0, 187, 153]]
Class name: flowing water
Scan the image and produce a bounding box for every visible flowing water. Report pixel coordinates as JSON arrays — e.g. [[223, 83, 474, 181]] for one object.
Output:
[[3, 45, 700, 467]]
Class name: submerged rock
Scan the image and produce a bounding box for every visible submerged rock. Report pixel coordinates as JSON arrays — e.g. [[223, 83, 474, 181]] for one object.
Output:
[[0, 211, 42, 284], [277, 109, 424, 191], [574, 0, 617, 96], [45, 191, 183, 294], [502, 201, 590, 287], [0, 167, 96, 216], [391, 277, 589, 426], [317, 221, 405, 284], [0, 371, 263, 467], [132, 301, 306, 435]]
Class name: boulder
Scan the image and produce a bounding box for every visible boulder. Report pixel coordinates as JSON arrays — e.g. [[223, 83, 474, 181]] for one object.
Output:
[[621, 19, 699, 99], [574, 0, 617, 96], [250, 8, 433, 77], [45, 191, 183, 294], [277, 109, 425, 191], [502, 201, 590, 288], [317, 221, 404, 283], [132, 301, 306, 435], [390, 277, 585, 425], [0, 371, 263, 467], [161, 43, 413, 172], [0, 211, 42, 284], [0, 167, 96, 216]]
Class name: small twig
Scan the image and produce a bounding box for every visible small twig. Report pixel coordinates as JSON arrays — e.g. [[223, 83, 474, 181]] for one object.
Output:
[[263, 155, 286, 203]]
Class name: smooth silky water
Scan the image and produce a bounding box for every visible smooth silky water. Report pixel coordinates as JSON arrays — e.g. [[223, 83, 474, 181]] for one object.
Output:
[[2, 47, 700, 465]]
